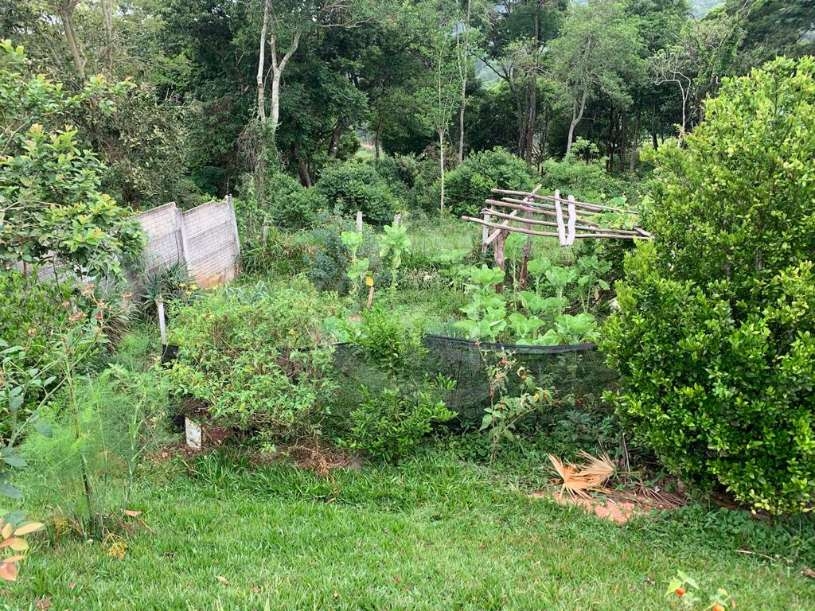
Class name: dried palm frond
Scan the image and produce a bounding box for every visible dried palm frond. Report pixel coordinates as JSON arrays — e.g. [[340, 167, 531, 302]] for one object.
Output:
[[548, 451, 615, 499]]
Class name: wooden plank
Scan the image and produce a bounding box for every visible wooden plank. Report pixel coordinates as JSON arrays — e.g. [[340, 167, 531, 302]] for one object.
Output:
[[482, 203, 643, 236], [484, 209, 518, 245], [462, 216, 649, 240], [492, 188, 639, 215]]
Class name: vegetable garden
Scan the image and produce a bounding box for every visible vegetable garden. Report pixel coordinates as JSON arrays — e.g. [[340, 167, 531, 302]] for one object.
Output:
[[2, 5, 815, 608]]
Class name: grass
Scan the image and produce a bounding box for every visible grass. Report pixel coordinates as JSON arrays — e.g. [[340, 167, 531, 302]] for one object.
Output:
[[6, 446, 815, 610]]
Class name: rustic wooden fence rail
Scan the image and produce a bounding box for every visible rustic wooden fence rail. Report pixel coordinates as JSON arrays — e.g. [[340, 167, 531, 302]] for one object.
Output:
[[463, 187, 651, 272]]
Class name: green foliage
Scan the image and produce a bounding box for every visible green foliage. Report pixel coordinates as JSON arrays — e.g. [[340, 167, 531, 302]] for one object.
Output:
[[0, 42, 143, 278], [603, 57, 815, 514], [540, 145, 641, 204], [138, 262, 192, 319], [20, 340, 170, 533], [442, 148, 535, 217], [306, 214, 381, 294], [167, 280, 340, 441], [453, 259, 604, 345], [240, 226, 311, 278], [480, 353, 554, 462], [0, 273, 117, 444], [339, 307, 455, 462], [379, 222, 411, 290], [316, 161, 399, 225], [347, 378, 455, 463], [235, 171, 327, 240]]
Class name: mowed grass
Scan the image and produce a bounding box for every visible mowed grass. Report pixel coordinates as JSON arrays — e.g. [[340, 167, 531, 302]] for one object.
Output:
[[7, 448, 815, 610]]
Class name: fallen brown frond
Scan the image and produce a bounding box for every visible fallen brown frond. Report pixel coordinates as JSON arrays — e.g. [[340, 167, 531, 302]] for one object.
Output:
[[548, 451, 615, 499]]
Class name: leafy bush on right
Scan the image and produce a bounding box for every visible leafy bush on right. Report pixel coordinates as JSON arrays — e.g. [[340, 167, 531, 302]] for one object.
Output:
[[602, 57, 815, 514]]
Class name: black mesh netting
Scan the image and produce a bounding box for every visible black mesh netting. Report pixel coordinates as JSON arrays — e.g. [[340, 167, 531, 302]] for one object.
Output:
[[333, 335, 618, 425]]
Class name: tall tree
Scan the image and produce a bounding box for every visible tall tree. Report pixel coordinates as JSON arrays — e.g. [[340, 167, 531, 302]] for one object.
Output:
[[549, 0, 645, 154]]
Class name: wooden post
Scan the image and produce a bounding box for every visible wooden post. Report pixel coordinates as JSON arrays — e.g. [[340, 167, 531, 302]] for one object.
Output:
[[518, 184, 542, 287], [566, 195, 577, 246], [482, 211, 491, 255], [494, 232, 507, 271], [554, 189, 566, 245], [156, 298, 167, 346], [355, 211, 363, 232]]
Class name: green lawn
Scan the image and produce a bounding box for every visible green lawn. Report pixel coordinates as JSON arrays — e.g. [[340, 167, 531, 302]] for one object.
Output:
[[7, 448, 814, 610]]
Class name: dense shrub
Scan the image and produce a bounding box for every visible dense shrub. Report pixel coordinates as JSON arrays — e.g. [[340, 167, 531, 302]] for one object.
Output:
[[306, 214, 381, 294], [316, 161, 399, 225], [0, 273, 113, 443], [240, 226, 312, 278], [0, 42, 143, 278], [602, 57, 815, 514], [166, 280, 340, 441], [236, 172, 326, 234], [540, 142, 640, 204], [443, 147, 534, 217], [335, 307, 455, 461]]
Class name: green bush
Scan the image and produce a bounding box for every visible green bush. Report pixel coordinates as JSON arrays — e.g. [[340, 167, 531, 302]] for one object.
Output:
[[236, 172, 326, 234], [443, 147, 534, 218], [0, 273, 114, 443], [540, 146, 640, 204], [316, 161, 399, 225], [306, 214, 381, 294], [336, 307, 455, 462], [240, 226, 311, 278], [602, 57, 815, 514], [166, 280, 340, 442]]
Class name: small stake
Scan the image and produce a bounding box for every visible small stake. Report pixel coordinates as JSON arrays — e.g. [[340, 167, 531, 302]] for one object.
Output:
[[156, 298, 167, 346], [365, 274, 375, 308]]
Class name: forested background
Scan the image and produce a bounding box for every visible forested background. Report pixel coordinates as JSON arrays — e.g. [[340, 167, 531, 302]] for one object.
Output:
[[2, 0, 813, 211]]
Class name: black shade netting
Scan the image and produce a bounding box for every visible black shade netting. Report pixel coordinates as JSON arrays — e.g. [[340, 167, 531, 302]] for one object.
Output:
[[332, 335, 618, 426]]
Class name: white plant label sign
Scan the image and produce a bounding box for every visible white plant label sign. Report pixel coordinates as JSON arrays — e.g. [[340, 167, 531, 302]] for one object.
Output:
[[185, 417, 202, 450]]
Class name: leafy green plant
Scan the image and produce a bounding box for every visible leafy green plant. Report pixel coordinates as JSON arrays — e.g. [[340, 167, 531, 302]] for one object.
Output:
[[453, 262, 601, 345], [340, 230, 370, 299], [666, 571, 733, 610], [576, 255, 611, 312], [0, 42, 143, 279], [316, 161, 399, 225], [442, 147, 535, 217], [480, 353, 554, 461], [166, 280, 339, 442], [603, 57, 815, 514], [379, 223, 411, 291], [337, 307, 455, 462], [347, 376, 455, 463]]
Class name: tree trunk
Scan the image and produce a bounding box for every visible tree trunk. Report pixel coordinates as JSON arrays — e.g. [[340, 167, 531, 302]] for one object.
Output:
[[58, 1, 86, 81], [328, 120, 343, 157], [256, 0, 270, 123], [629, 113, 640, 172], [268, 29, 301, 144], [523, 80, 536, 162], [566, 89, 588, 154], [456, 0, 472, 164], [298, 158, 313, 187], [438, 129, 445, 213], [457, 76, 467, 164], [100, 0, 114, 73]]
